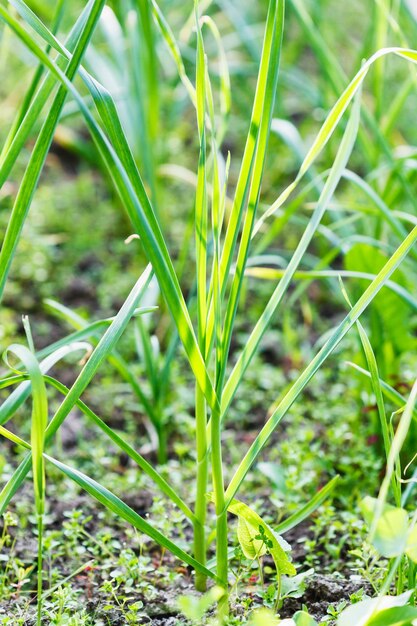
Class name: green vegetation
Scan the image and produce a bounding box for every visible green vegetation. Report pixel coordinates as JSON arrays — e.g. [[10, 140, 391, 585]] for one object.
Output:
[[1, 0, 417, 623]]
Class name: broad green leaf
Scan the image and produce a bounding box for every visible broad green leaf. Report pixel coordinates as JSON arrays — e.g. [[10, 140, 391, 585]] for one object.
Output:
[[361, 497, 417, 561], [345, 243, 413, 352], [225, 498, 295, 576], [337, 592, 413, 626], [293, 611, 318, 626], [367, 605, 417, 626], [249, 608, 280, 626], [177, 586, 224, 621], [237, 516, 267, 560], [405, 524, 417, 563], [361, 497, 409, 558], [280, 569, 314, 600]]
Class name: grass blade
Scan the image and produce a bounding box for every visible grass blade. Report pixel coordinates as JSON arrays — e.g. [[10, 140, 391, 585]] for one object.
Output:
[[275, 476, 340, 534], [347, 362, 417, 421], [221, 84, 362, 417], [0, 342, 91, 427], [1, 1, 219, 412], [244, 267, 417, 312], [46, 455, 218, 582], [0, 268, 152, 513], [217, 0, 285, 390], [3, 343, 48, 623], [0, 0, 66, 164], [0, 0, 105, 300], [225, 221, 417, 506]]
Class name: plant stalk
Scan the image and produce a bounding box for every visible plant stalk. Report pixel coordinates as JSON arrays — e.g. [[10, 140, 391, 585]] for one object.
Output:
[[194, 383, 208, 591], [37, 513, 43, 626], [211, 405, 228, 619]]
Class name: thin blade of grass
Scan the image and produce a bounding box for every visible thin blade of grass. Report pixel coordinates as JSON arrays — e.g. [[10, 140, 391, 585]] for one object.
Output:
[[225, 221, 417, 506], [201, 15, 231, 144], [0, 0, 66, 163], [212, 0, 285, 331], [244, 267, 417, 312], [36, 306, 156, 361], [3, 345, 47, 516], [0, 0, 105, 301], [195, 7, 208, 353], [2, 1, 219, 412], [0, 342, 91, 427], [216, 0, 285, 391], [43, 300, 160, 425], [221, 85, 362, 417], [150, 0, 196, 106], [253, 48, 417, 236], [3, 343, 48, 623], [356, 325, 402, 507], [45, 454, 217, 581], [347, 362, 417, 423], [2, 373, 196, 525], [0, 425, 30, 449], [339, 280, 401, 505], [275, 476, 340, 534], [370, 378, 417, 544], [289, 0, 417, 211], [0, 268, 152, 513]]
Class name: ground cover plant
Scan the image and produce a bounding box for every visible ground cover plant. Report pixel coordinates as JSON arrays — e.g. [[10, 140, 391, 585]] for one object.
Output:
[[1, 0, 417, 623]]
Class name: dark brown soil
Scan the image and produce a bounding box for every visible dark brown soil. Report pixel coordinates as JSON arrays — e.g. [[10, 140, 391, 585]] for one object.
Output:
[[281, 574, 371, 621]]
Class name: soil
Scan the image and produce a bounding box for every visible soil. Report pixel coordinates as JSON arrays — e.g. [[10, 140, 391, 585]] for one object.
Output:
[[281, 575, 371, 621], [0, 482, 371, 625]]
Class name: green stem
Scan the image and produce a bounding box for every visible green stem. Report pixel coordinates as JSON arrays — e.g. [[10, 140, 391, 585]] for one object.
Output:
[[211, 405, 228, 619], [194, 384, 208, 592], [396, 557, 404, 595], [274, 570, 282, 614], [258, 556, 264, 588], [37, 513, 43, 626], [408, 558, 415, 591]]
